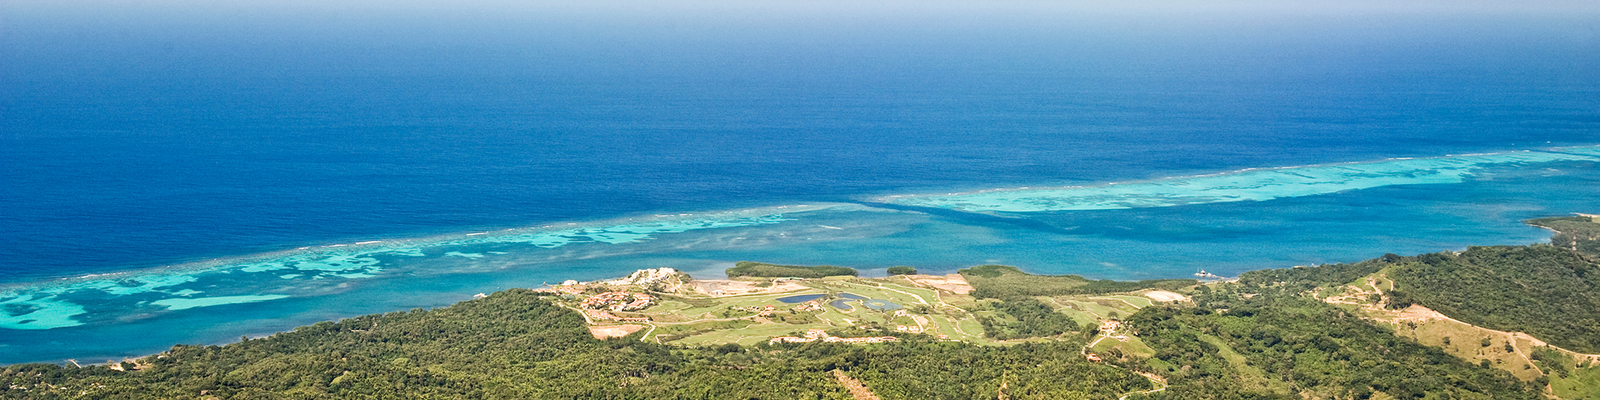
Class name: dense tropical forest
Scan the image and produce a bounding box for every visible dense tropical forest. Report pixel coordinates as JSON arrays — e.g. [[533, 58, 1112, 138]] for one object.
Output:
[[977, 296, 1080, 340], [1530, 216, 1600, 257], [727, 261, 859, 278]]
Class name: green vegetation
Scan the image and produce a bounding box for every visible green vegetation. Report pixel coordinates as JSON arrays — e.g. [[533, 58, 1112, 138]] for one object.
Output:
[[959, 264, 1194, 299], [1125, 293, 1540, 399], [1552, 363, 1600, 400], [1387, 245, 1600, 353], [885, 266, 916, 275], [2, 290, 844, 399], [1234, 255, 1393, 294], [726, 261, 858, 278], [1238, 220, 1600, 354], [0, 289, 1150, 399], [845, 341, 1152, 399], [1534, 346, 1575, 378], [1529, 216, 1600, 257], [978, 297, 1079, 340]]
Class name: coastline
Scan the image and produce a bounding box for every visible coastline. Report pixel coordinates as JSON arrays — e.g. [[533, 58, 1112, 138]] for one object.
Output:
[[2, 146, 1598, 363]]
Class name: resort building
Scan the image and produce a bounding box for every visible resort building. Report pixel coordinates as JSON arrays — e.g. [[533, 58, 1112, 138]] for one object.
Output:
[[580, 291, 656, 312], [793, 300, 823, 312]]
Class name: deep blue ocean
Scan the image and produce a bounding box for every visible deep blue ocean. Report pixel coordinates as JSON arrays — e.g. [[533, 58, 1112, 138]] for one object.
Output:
[[2, 1, 1598, 364]]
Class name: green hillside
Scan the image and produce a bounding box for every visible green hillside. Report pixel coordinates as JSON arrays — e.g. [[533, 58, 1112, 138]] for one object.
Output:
[[0, 289, 1147, 399], [1389, 245, 1600, 353], [1126, 293, 1540, 399]]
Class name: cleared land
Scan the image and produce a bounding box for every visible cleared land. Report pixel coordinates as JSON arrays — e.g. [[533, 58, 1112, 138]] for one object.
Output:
[[1141, 290, 1188, 302], [554, 244, 1600, 399], [1321, 270, 1600, 384], [588, 324, 644, 339], [550, 265, 1172, 351], [903, 273, 973, 295]]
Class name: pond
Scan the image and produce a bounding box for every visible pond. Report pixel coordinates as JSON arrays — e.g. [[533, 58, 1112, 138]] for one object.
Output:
[[836, 292, 866, 300], [776, 294, 826, 304], [861, 299, 902, 311], [829, 299, 854, 311]]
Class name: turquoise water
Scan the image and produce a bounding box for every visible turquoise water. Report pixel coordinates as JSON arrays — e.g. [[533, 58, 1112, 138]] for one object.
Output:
[[2, 146, 1595, 363], [881, 148, 1598, 212], [0, 205, 833, 330]]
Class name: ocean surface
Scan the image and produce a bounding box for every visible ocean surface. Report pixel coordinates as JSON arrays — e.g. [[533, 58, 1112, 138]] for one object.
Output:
[[2, 1, 1598, 364]]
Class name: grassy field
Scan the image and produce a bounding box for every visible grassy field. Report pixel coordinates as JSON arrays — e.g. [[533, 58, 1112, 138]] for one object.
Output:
[[1090, 333, 1155, 358], [1395, 319, 1545, 381], [1334, 271, 1550, 382], [616, 276, 1002, 346], [675, 322, 822, 346], [567, 272, 1166, 350], [1553, 364, 1600, 400], [1047, 295, 1144, 326]]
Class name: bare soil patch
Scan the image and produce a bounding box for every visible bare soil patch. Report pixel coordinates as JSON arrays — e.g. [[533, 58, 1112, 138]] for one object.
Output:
[[907, 274, 974, 295], [588, 324, 645, 339], [690, 279, 809, 297], [1142, 290, 1189, 302]]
